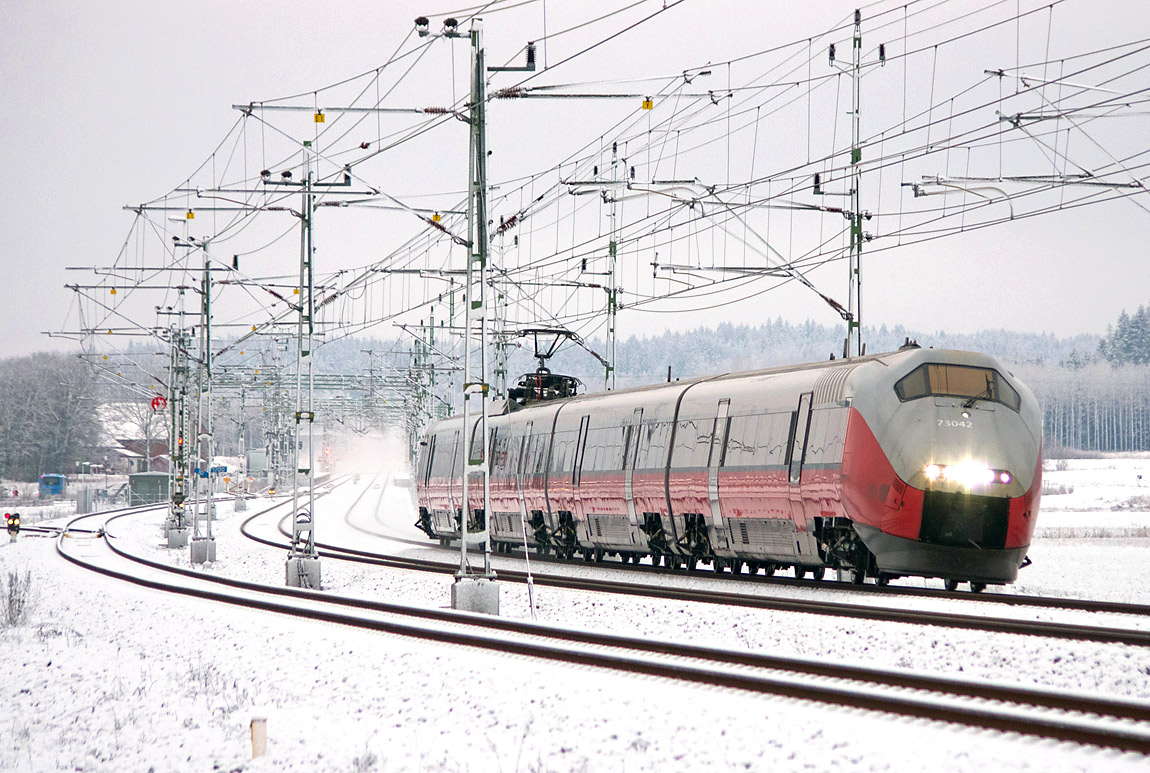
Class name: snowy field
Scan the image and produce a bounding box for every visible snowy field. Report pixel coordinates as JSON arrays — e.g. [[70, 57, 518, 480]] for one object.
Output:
[[1, 453, 1149, 772]]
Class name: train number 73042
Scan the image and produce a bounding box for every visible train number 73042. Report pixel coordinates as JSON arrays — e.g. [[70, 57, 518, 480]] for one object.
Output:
[[938, 419, 973, 428]]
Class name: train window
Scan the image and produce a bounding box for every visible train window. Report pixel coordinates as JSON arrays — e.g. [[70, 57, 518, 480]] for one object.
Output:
[[468, 422, 485, 464], [671, 419, 695, 468], [671, 418, 713, 469], [637, 422, 669, 469], [492, 430, 513, 474], [727, 414, 759, 467], [594, 426, 625, 471], [551, 431, 576, 473], [895, 364, 1021, 411], [527, 433, 547, 476]]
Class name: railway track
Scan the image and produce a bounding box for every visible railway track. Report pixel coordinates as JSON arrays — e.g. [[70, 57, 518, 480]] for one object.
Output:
[[322, 472, 1150, 620], [386, 527, 1150, 616], [56, 500, 1150, 755], [248, 499, 1150, 648]]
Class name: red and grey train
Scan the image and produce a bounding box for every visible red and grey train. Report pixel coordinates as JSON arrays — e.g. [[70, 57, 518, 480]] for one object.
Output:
[[414, 344, 1043, 589]]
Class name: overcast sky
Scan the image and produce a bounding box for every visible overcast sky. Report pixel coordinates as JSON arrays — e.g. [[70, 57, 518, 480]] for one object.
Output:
[[3, 0, 1149, 360]]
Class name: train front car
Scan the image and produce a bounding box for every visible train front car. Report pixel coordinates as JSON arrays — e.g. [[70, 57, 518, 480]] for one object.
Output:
[[839, 347, 1042, 589]]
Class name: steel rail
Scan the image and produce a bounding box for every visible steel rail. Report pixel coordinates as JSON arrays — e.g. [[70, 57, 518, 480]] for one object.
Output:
[[345, 498, 1150, 617], [57, 505, 1150, 755], [251, 515, 1150, 648]]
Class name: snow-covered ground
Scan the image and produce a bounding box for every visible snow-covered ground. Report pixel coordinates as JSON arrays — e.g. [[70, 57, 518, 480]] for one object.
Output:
[[2, 452, 1149, 772]]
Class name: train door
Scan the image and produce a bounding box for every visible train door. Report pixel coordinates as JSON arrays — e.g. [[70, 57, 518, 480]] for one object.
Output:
[[623, 408, 644, 537], [572, 415, 591, 542], [423, 435, 436, 488], [516, 421, 533, 545], [447, 430, 461, 533], [787, 393, 814, 555], [707, 400, 732, 555]]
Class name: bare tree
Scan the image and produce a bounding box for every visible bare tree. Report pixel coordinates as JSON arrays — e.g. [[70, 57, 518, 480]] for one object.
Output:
[[0, 353, 100, 480], [104, 397, 166, 472]]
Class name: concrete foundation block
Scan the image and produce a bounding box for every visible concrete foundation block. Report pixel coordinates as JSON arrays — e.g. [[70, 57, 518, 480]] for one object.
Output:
[[234, 497, 248, 512], [286, 556, 321, 589], [451, 577, 500, 615], [166, 526, 190, 549], [190, 537, 216, 564]]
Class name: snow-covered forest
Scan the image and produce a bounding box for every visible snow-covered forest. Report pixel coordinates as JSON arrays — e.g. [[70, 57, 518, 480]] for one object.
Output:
[[3, 314, 1149, 482]]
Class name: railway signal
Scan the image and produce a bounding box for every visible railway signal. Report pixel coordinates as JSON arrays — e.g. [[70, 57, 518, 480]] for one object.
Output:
[[6, 512, 20, 538]]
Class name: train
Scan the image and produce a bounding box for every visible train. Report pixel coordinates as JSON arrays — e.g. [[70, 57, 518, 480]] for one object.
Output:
[[414, 343, 1043, 591]]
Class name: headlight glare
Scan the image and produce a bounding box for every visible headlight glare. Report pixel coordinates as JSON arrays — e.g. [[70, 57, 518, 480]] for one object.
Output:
[[923, 461, 1014, 488]]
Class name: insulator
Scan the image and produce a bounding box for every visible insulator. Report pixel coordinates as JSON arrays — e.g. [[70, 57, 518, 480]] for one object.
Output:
[[828, 43, 836, 64], [630, 166, 635, 180], [526, 41, 536, 69], [593, 165, 598, 176], [854, 9, 861, 25], [813, 173, 822, 195], [879, 43, 886, 63], [612, 141, 617, 155]]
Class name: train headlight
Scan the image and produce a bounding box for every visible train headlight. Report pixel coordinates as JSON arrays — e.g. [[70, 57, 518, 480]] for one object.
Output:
[[943, 461, 991, 487], [924, 462, 1013, 488]]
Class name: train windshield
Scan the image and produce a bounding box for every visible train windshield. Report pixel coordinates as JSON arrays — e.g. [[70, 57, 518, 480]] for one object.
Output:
[[894, 363, 1020, 411]]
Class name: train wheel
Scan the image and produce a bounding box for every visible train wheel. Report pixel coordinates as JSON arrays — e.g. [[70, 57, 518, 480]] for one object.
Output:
[[970, 582, 987, 593], [811, 566, 826, 581], [731, 560, 743, 575], [944, 579, 959, 592], [876, 574, 890, 587], [714, 559, 727, 573], [794, 567, 807, 580], [631, 553, 642, 564], [650, 553, 661, 567], [687, 556, 698, 571]]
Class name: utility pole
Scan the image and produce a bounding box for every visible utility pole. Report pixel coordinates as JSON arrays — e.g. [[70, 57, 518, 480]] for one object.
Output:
[[605, 142, 621, 391], [190, 241, 217, 564], [234, 384, 249, 511], [455, 17, 498, 612], [844, 9, 864, 358], [822, 9, 866, 358], [285, 167, 321, 588], [415, 13, 535, 612], [164, 323, 192, 547]]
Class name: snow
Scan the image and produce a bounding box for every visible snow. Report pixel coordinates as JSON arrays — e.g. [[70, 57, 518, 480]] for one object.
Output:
[[2, 448, 1150, 772]]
